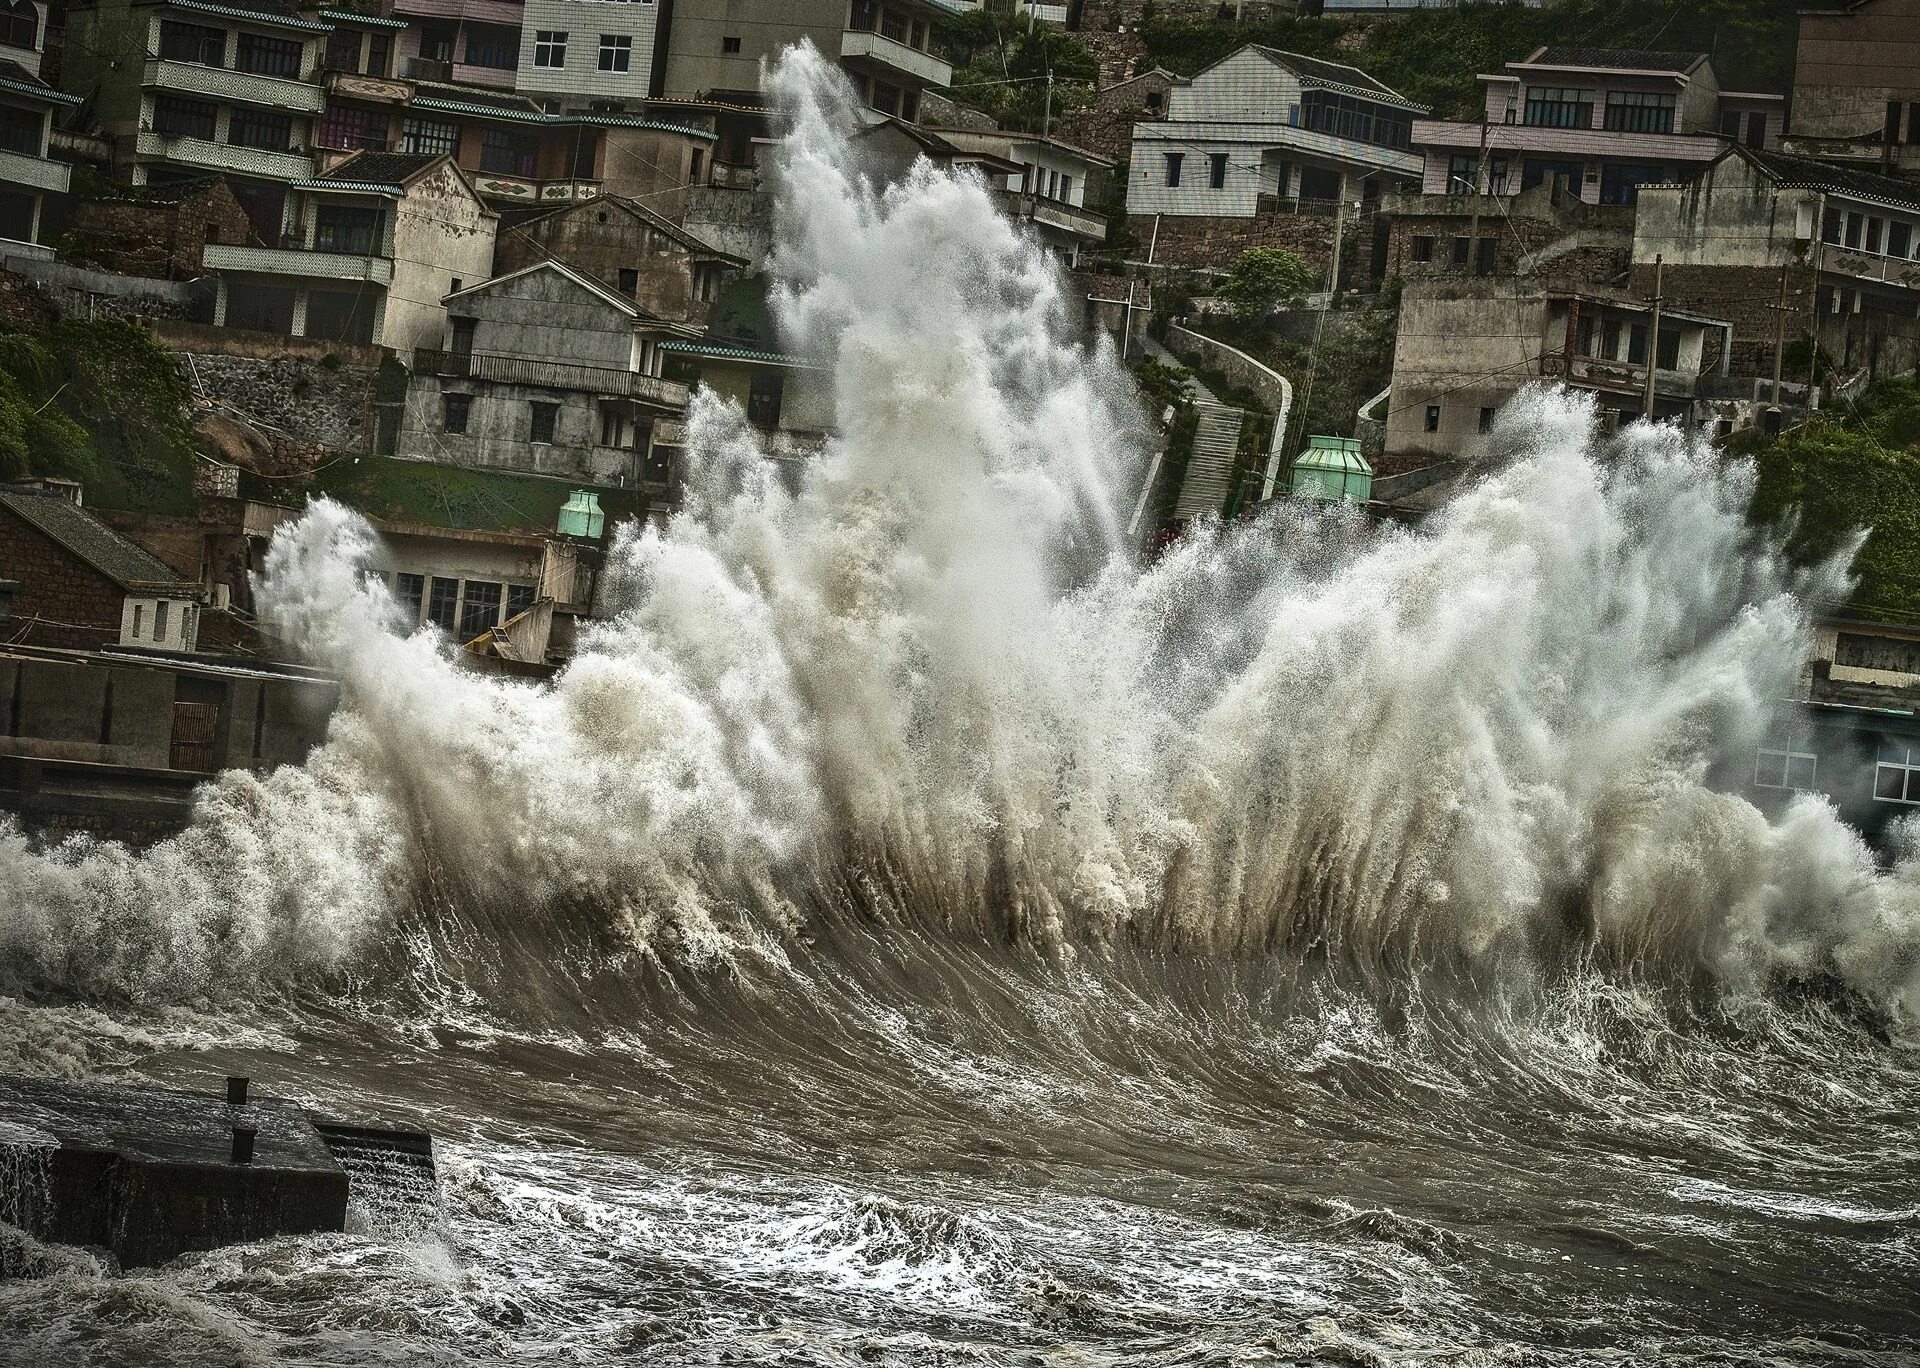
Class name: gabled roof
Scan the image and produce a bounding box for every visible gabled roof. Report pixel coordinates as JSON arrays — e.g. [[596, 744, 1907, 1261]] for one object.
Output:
[[1523, 46, 1709, 75], [0, 490, 196, 593], [444, 259, 650, 320], [1102, 66, 1180, 93], [1737, 144, 1920, 211], [315, 150, 440, 188], [515, 194, 747, 265], [854, 118, 1027, 176], [923, 127, 1116, 170], [658, 340, 823, 370], [1241, 46, 1426, 112], [0, 59, 81, 107]]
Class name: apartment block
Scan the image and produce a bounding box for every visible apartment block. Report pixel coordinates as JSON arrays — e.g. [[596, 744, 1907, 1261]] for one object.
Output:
[[0, 1, 77, 254]]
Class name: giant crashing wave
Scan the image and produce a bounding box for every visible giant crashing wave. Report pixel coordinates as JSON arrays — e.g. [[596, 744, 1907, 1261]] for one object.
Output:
[[0, 44, 1916, 1026]]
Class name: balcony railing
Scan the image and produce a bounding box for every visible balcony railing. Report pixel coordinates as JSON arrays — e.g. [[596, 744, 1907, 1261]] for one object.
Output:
[[839, 28, 952, 87], [1565, 354, 1701, 399], [1822, 245, 1920, 288], [142, 58, 325, 113], [323, 69, 413, 104], [1019, 195, 1108, 241], [415, 348, 689, 409], [708, 160, 758, 191], [466, 172, 602, 204], [204, 241, 394, 283], [135, 130, 314, 180], [0, 146, 69, 194]]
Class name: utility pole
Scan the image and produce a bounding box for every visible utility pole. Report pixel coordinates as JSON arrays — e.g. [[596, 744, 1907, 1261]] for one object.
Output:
[[1465, 90, 1492, 255], [1770, 261, 1790, 404], [1642, 254, 1664, 421], [1043, 61, 1052, 138]]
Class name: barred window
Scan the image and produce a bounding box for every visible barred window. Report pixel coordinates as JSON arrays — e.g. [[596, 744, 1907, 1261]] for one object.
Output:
[[402, 116, 458, 157], [236, 32, 302, 77], [153, 95, 218, 140], [227, 107, 291, 151]]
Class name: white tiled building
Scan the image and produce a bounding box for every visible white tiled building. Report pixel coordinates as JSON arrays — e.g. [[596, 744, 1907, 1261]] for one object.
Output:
[[1126, 46, 1426, 218]]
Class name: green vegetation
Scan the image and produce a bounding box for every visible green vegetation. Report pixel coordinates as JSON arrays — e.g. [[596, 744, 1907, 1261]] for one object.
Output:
[[1191, 306, 1397, 456], [1128, 356, 1198, 533], [305, 455, 651, 535], [1136, 0, 1834, 119], [1217, 248, 1314, 321], [939, 11, 1098, 131], [1742, 379, 1920, 623], [0, 318, 199, 515]]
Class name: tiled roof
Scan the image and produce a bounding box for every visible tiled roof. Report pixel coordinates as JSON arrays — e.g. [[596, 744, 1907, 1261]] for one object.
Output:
[[1528, 47, 1707, 73], [659, 340, 820, 368], [0, 490, 196, 591], [315, 150, 439, 188], [160, 0, 331, 32], [1250, 47, 1416, 105], [520, 194, 746, 264], [0, 58, 80, 105], [1743, 146, 1920, 209]]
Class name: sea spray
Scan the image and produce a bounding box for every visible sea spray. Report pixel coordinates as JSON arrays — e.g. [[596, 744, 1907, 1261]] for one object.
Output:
[[0, 44, 1914, 1021]]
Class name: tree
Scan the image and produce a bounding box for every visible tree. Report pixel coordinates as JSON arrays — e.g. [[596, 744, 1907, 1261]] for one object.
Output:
[[1217, 248, 1314, 321]]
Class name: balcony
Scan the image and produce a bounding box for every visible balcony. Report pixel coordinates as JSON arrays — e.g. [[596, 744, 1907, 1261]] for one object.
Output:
[[0, 146, 69, 193], [204, 242, 393, 284], [1565, 355, 1702, 400], [389, 0, 525, 25], [708, 160, 758, 191], [1019, 195, 1108, 242], [142, 58, 325, 114], [839, 28, 952, 88], [466, 172, 602, 205], [1822, 244, 1920, 289], [1782, 135, 1920, 176], [323, 69, 413, 104], [415, 349, 689, 410], [135, 130, 314, 181]]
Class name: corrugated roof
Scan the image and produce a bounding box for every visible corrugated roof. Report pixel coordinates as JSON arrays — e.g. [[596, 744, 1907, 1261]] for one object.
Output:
[[1527, 47, 1707, 73], [1742, 145, 1920, 210], [0, 491, 197, 591]]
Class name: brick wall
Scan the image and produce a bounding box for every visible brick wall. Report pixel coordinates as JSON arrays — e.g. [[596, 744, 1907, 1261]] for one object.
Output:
[[0, 506, 126, 651], [64, 181, 254, 282], [1055, 70, 1174, 165], [1381, 214, 1631, 291], [1633, 262, 1817, 382]]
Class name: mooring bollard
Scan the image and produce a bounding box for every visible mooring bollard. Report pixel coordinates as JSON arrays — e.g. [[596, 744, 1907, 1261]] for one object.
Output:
[[227, 1076, 249, 1106], [231, 1126, 256, 1164]]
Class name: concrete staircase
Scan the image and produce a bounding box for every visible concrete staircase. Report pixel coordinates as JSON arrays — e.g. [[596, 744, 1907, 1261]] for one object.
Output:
[[1175, 399, 1245, 521]]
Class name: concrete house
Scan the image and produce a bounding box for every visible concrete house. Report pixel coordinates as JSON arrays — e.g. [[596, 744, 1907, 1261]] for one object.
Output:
[[399, 260, 693, 486], [923, 128, 1113, 264], [1782, 0, 1920, 180], [0, 486, 202, 653], [1383, 279, 1732, 461], [656, 339, 834, 470], [206, 149, 497, 351], [661, 0, 955, 122], [1412, 47, 1781, 208], [1632, 145, 1920, 381], [389, 0, 519, 90], [492, 194, 745, 328], [1375, 181, 1631, 290], [62, 0, 332, 244], [0, 0, 78, 256], [1125, 46, 1427, 218]]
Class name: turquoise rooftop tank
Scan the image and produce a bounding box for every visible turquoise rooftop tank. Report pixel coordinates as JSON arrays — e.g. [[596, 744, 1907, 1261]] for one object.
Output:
[[556, 490, 605, 540], [1291, 435, 1373, 504]]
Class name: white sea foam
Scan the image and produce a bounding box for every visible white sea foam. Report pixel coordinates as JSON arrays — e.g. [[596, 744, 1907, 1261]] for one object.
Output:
[[0, 43, 1915, 1021]]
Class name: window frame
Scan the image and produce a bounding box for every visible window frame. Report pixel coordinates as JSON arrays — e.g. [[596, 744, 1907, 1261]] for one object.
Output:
[[529, 400, 558, 444], [1754, 746, 1817, 793], [598, 33, 632, 72], [533, 29, 568, 69]]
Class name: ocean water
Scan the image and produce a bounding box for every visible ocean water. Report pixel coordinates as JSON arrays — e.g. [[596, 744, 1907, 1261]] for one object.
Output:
[[0, 43, 1915, 1367]]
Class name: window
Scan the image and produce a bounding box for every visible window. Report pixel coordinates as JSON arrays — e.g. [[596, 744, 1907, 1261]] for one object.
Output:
[[1755, 745, 1817, 792], [1424, 404, 1441, 433], [1145, 90, 1163, 113], [1867, 218, 1884, 254], [402, 117, 458, 157], [1823, 205, 1842, 244], [1208, 152, 1227, 189], [690, 147, 704, 182], [1875, 742, 1920, 802], [0, 104, 38, 156], [1450, 235, 1469, 268], [228, 107, 291, 151], [598, 34, 631, 72], [132, 604, 144, 639], [394, 572, 425, 624], [529, 401, 557, 443], [1474, 237, 1496, 274], [426, 577, 460, 630], [158, 20, 224, 66], [721, 34, 741, 53], [1627, 322, 1649, 365], [0, 0, 32, 49], [506, 584, 536, 621], [1447, 153, 1478, 193], [458, 580, 501, 640], [153, 95, 218, 140], [419, 19, 454, 62], [1410, 235, 1433, 263], [442, 392, 470, 434], [1300, 91, 1412, 149], [1479, 406, 1496, 433], [1845, 212, 1862, 249], [1524, 86, 1593, 129], [1603, 90, 1676, 134], [324, 27, 360, 71], [1164, 152, 1182, 187], [480, 128, 538, 175], [236, 32, 302, 77], [1892, 223, 1913, 259], [465, 24, 517, 69], [533, 29, 567, 68], [318, 103, 383, 152], [617, 267, 638, 295], [450, 316, 475, 355], [368, 32, 390, 77], [1656, 326, 1679, 371], [598, 401, 630, 449], [747, 372, 784, 430], [314, 204, 380, 253], [154, 600, 170, 642]]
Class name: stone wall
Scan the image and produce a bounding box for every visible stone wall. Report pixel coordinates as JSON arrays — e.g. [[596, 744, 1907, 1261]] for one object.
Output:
[[1129, 204, 1368, 283], [1054, 69, 1173, 166], [62, 180, 254, 282], [0, 507, 126, 651], [174, 352, 383, 454], [0, 255, 213, 323]]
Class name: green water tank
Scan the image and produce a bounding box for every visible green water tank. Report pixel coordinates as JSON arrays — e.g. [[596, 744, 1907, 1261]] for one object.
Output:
[[1290, 435, 1374, 504], [556, 490, 605, 540]]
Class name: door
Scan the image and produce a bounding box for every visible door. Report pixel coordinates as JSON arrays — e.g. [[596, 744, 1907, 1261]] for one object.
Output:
[[170, 701, 219, 771]]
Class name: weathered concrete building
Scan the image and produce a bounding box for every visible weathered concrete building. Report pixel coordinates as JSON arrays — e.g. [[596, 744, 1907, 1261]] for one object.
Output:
[[1782, 0, 1920, 181], [661, 0, 955, 122], [923, 127, 1114, 264], [492, 194, 745, 328], [0, 0, 78, 255], [657, 338, 834, 469], [62, 0, 333, 243], [1383, 279, 1732, 462], [61, 174, 253, 279], [206, 149, 497, 351], [1375, 182, 1632, 289], [399, 260, 692, 486], [0, 486, 203, 653], [1632, 145, 1920, 382], [1127, 46, 1426, 219], [1413, 47, 1779, 208]]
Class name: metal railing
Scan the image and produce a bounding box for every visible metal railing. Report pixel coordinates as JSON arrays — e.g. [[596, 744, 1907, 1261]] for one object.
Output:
[[415, 348, 689, 408]]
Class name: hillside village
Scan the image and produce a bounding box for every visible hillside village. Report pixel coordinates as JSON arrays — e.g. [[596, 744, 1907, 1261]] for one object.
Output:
[[1, 0, 1919, 844]]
